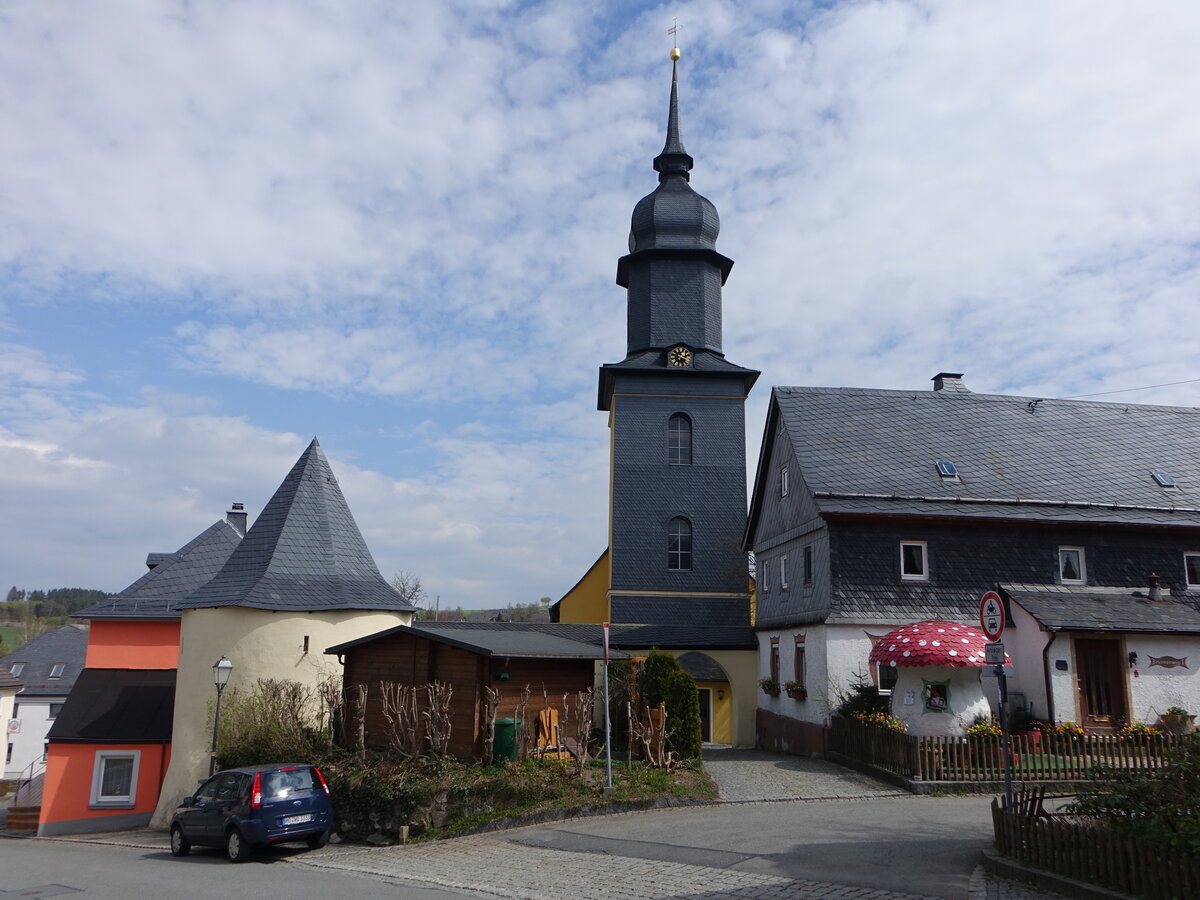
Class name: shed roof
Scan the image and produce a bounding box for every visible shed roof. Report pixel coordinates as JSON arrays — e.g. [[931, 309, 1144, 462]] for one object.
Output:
[[1004, 585, 1200, 634], [47, 668, 176, 743]]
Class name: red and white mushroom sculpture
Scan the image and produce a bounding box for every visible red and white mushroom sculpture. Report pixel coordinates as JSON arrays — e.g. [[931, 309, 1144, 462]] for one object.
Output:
[[869, 620, 1009, 668]]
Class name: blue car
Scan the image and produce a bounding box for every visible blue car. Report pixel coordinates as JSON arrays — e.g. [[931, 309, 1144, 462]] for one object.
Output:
[[170, 763, 333, 862]]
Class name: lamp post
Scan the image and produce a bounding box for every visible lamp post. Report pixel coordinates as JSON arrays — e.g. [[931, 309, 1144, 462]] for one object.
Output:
[[209, 656, 233, 776]]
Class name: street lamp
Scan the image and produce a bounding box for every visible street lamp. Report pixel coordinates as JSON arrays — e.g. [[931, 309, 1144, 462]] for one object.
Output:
[[209, 656, 233, 776]]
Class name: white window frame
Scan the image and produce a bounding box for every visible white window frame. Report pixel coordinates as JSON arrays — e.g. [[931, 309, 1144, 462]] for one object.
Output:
[[1185, 553, 1200, 589], [48, 663, 65, 679], [780, 466, 789, 498], [90, 750, 140, 809], [1058, 546, 1086, 585], [9, 663, 24, 677], [761, 558, 770, 592], [900, 541, 929, 581], [780, 554, 789, 589]]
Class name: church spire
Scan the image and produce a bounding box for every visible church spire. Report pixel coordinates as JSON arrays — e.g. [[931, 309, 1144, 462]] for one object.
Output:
[[653, 61, 693, 182]]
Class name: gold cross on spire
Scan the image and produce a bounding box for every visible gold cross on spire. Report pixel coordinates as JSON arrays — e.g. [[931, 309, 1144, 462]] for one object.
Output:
[[668, 17, 681, 60]]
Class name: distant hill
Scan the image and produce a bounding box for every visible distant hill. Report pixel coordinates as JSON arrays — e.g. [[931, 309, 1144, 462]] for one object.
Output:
[[4, 586, 111, 619]]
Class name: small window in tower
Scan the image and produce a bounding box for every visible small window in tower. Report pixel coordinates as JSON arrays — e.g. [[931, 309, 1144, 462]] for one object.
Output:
[[1152, 471, 1178, 489], [668, 517, 693, 571], [668, 414, 692, 466]]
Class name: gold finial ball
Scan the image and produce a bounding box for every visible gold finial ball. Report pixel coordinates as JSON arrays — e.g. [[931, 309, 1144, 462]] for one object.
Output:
[[670, 47, 681, 61]]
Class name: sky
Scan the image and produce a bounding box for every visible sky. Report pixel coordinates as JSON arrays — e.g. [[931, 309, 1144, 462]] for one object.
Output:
[[2, 0, 1200, 608]]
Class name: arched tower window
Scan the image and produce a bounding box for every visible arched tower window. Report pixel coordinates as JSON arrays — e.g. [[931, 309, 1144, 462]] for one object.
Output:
[[668, 517, 693, 571], [668, 413, 692, 465]]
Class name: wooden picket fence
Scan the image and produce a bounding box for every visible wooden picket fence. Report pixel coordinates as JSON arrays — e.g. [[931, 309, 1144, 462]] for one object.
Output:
[[831, 717, 1185, 782], [992, 789, 1200, 899]]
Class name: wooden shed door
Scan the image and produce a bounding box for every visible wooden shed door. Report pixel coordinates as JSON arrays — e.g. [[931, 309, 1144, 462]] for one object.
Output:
[[1075, 639, 1127, 731]]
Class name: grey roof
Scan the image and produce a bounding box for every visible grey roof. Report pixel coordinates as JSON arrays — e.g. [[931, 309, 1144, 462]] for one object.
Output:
[[75, 519, 242, 620], [751, 383, 1200, 532], [180, 439, 415, 613], [327, 622, 629, 661], [4, 625, 88, 697], [1005, 585, 1200, 634]]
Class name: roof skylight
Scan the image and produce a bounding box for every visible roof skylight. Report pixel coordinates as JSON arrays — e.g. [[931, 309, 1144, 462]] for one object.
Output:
[[1151, 471, 1178, 489], [935, 460, 958, 478]]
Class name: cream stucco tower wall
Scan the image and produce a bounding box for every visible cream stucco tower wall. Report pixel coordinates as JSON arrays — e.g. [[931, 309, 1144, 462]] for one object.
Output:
[[152, 606, 411, 825]]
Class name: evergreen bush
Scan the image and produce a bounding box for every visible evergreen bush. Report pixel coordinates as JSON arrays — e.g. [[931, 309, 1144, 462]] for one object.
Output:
[[637, 650, 702, 760]]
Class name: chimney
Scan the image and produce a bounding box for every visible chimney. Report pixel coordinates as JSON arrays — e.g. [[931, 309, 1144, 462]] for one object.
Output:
[[227, 502, 248, 537], [932, 372, 969, 393], [1148, 573, 1161, 601]]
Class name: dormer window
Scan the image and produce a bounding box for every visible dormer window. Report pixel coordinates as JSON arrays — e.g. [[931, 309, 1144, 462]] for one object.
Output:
[[1059, 547, 1086, 584]]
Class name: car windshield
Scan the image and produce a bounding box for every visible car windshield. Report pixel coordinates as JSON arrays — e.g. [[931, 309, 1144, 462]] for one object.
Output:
[[261, 767, 315, 798]]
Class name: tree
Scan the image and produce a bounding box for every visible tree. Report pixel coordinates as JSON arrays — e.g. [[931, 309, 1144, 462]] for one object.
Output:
[[390, 570, 427, 607], [637, 650, 702, 760], [6, 586, 22, 603]]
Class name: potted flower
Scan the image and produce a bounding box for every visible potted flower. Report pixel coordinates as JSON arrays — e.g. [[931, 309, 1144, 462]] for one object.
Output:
[[1007, 708, 1042, 751], [853, 711, 908, 733], [784, 680, 807, 701], [1160, 706, 1195, 735], [1119, 720, 1164, 743], [759, 676, 780, 697]]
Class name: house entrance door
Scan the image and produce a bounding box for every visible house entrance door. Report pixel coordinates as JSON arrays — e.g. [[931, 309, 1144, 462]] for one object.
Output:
[[1075, 638, 1127, 732], [697, 688, 712, 742]]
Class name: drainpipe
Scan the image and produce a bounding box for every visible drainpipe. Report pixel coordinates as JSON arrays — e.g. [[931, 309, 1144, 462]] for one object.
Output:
[[1042, 630, 1058, 723]]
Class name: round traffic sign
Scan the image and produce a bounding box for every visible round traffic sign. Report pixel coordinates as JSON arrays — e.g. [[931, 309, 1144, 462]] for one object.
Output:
[[979, 591, 1004, 640]]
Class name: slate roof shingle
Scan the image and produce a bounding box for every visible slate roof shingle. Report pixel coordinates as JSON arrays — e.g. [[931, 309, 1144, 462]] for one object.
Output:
[[1005, 585, 1200, 634], [75, 519, 242, 620], [180, 439, 416, 613], [3, 625, 88, 697]]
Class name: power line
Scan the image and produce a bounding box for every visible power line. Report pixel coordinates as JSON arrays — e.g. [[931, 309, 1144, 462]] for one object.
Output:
[[1058, 376, 1200, 400]]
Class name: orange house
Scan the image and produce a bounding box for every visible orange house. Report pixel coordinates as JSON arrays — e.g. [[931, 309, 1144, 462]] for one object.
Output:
[[37, 510, 243, 836]]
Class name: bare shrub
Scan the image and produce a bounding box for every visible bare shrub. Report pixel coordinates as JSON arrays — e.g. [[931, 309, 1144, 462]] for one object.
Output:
[[423, 681, 453, 757], [217, 678, 322, 767], [379, 681, 421, 759]]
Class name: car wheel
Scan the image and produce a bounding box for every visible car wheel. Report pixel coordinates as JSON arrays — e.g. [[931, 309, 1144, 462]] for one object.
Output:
[[170, 825, 191, 857], [226, 827, 251, 863], [305, 828, 330, 850]]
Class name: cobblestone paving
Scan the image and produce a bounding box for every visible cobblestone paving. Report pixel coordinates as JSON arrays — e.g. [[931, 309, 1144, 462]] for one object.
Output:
[[702, 748, 909, 802], [301, 834, 941, 900], [965, 867, 1069, 900]]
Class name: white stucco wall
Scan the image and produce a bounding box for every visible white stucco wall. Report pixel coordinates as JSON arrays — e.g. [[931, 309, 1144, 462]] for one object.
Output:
[[5, 696, 65, 780], [757, 625, 834, 725], [1122, 633, 1200, 723], [891, 666, 990, 737], [1000, 604, 1054, 720], [150, 606, 410, 826]]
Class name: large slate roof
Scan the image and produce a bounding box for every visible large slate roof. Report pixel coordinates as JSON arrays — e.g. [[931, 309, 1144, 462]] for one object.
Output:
[[758, 381, 1200, 529], [3, 625, 88, 698], [1004, 585, 1200, 634], [47, 668, 176, 743], [180, 439, 415, 613], [75, 519, 242, 620]]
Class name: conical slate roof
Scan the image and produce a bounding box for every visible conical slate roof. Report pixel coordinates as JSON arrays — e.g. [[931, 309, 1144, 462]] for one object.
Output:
[[180, 439, 414, 612]]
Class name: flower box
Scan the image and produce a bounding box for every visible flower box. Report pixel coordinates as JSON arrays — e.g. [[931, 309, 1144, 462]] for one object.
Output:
[[786, 688, 807, 701]]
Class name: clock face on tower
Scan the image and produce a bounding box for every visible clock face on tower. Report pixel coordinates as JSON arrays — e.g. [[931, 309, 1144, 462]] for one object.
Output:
[[669, 346, 693, 368]]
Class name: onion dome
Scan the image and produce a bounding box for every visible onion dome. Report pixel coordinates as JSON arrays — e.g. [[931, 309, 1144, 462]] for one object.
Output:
[[627, 60, 721, 255], [868, 620, 1009, 668]]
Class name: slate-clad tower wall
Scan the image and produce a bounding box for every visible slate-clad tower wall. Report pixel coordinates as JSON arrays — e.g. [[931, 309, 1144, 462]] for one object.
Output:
[[599, 62, 758, 627]]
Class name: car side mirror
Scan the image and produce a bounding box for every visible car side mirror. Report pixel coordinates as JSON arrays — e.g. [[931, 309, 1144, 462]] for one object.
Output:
[[182, 796, 194, 806]]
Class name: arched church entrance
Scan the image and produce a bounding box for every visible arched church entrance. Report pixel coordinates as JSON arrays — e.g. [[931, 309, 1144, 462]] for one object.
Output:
[[676, 652, 733, 745]]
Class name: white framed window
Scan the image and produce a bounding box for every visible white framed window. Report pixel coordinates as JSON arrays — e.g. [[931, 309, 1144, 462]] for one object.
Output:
[[1058, 547, 1086, 584], [91, 751, 140, 808], [1185, 553, 1200, 589], [761, 559, 770, 592], [48, 663, 65, 679], [780, 466, 789, 498], [780, 554, 789, 589], [900, 541, 928, 581]]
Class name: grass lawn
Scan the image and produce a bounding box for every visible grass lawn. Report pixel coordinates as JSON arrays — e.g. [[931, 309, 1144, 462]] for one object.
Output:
[[0, 625, 20, 655]]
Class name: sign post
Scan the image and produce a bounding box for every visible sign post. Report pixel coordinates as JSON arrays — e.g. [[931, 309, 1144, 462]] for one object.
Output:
[[979, 591, 1013, 808], [602, 622, 613, 790]]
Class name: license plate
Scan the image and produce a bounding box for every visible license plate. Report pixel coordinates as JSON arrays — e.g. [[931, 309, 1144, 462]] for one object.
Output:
[[282, 813, 313, 826]]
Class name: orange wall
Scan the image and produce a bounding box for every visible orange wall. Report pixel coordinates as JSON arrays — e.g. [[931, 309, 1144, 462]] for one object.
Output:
[[40, 742, 171, 831], [86, 620, 181, 669]]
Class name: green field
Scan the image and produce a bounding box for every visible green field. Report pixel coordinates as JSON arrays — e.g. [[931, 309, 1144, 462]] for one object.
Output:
[[0, 626, 20, 655]]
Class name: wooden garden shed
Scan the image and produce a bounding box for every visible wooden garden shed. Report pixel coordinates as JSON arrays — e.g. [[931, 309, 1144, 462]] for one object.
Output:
[[327, 622, 628, 762]]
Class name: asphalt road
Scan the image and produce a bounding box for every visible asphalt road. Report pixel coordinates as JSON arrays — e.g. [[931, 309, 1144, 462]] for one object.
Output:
[[0, 837, 476, 900]]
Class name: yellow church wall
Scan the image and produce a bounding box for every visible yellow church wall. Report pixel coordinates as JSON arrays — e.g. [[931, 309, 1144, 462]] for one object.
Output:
[[556, 549, 610, 624], [694, 680, 732, 744], [664, 648, 756, 749], [150, 606, 411, 827]]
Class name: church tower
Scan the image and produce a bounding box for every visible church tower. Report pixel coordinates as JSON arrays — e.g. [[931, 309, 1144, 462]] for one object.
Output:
[[591, 59, 758, 626]]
